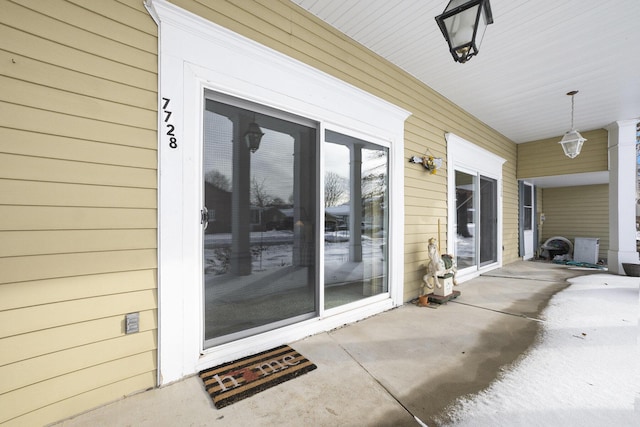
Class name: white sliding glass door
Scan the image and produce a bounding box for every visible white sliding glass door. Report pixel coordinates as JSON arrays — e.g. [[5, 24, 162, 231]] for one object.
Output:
[[454, 171, 498, 271], [200, 93, 395, 350], [447, 133, 505, 281]]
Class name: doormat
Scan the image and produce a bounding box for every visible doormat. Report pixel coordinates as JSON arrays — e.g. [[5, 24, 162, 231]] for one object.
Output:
[[199, 345, 317, 409]]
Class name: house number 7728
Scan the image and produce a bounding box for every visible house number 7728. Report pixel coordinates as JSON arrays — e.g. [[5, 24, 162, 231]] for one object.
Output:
[[161, 97, 178, 149]]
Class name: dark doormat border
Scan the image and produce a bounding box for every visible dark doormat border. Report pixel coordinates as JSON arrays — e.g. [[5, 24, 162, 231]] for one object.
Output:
[[199, 344, 317, 408]]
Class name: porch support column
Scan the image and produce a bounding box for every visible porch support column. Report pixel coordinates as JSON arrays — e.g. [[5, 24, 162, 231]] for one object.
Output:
[[349, 145, 363, 262], [230, 114, 253, 276], [606, 120, 639, 274], [293, 130, 315, 268]]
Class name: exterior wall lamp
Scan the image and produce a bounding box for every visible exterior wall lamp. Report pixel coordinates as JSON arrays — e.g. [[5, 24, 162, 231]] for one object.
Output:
[[435, 0, 494, 64], [244, 121, 264, 153], [558, 91, 587, 159]]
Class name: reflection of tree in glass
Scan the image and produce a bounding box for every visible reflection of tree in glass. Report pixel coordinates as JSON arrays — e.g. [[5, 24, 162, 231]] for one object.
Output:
[[325, 171, 348, 207], [271, 197, 288, 208], [362, 172, 385, 201], [251, 176, 274, 207], [362, 149, 387, 201], [205, 169, 231, 191]]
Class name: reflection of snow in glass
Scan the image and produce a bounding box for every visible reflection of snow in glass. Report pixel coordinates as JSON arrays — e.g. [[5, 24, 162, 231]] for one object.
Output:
[[204, 230, 385, 282], [456, 223, 476, 268]]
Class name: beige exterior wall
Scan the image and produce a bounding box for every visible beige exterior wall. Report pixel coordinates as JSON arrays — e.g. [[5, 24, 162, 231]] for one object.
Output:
[[539, 185, 609, 261], [517, 128, 608, 179], [168, 0, 519, 303], [0, 0, 158, 425], [1, 0, 519, 424]]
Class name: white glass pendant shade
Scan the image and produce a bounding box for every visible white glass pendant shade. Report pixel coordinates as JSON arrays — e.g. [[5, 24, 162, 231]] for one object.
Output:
[[559, 130, 586, 159]]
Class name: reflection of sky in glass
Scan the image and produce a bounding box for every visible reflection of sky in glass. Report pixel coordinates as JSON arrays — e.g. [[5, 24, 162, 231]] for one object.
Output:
[[251, 129, 294, 201], [324, 143, 349, 178], [324, 142, 387, 180], [203, 110, 232, 181]]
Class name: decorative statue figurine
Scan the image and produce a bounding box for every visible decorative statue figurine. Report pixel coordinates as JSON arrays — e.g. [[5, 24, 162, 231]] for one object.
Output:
[[422, 237, 457, 297]]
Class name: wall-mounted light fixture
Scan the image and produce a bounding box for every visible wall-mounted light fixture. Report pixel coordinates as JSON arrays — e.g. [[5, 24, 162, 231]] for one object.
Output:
[[435, 0, 494, 64], [558, 90, 586, 159], [243, 116, 264, 153], [410, 151, 443, 174]]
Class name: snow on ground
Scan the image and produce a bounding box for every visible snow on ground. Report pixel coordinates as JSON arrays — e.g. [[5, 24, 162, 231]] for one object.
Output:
[[442, 273, 640, 427]]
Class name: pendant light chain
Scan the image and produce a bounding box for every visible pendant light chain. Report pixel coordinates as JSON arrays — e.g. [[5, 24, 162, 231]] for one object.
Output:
[[570, 94, 575, 130]]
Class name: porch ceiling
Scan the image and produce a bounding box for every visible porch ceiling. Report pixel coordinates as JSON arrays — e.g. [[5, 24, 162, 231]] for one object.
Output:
[[292, 0, 640, 144]]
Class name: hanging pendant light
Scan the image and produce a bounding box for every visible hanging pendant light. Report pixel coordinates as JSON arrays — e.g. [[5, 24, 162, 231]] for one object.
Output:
[[558, 91, 587, 159], [435, 0, 494, 64]]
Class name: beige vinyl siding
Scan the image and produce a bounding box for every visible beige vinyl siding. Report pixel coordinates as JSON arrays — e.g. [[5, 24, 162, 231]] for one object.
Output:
[[169, 0, 519, 303], [0, 0, 157, 425], [540, 185, 609, 260], [517, 129, 608, 179]]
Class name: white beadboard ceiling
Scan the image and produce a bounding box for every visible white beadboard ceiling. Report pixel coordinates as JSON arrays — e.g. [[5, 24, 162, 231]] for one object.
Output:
[[292, 0, 640, 144]]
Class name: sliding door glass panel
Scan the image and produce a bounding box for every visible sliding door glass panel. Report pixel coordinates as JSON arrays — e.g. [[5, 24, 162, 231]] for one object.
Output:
[[203, 94, 317, 347], [455, 171, 476, 269], [324, 131, 389, 309], [479, 175, 497, 266]]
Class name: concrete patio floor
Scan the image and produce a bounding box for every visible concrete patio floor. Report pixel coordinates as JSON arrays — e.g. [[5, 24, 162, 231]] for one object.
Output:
[[53, 261, 625, 427]]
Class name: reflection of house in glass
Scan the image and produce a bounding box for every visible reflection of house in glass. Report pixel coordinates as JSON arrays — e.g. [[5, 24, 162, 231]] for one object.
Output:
[[204, 182, 231, 234], [262, 207, 293, 231], [325, 204, 349, 231], [326, 199, 385, 235]]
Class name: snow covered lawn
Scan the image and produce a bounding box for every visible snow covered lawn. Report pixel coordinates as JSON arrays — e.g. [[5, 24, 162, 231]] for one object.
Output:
[[443, 273, 640, 426]]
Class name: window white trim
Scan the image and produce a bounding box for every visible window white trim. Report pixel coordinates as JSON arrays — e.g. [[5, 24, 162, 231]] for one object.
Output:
[[146, 0, 410, 385], [446, 132, 506, 282]]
